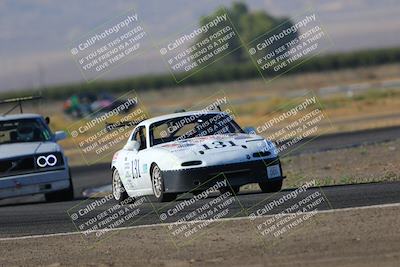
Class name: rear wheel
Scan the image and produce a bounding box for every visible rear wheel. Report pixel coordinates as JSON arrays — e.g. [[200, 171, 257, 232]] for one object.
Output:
[[259, 180, 283, 193], [151, 164, 177, 202], [45, 169, 74, 202], [112, 169, 131, 204]]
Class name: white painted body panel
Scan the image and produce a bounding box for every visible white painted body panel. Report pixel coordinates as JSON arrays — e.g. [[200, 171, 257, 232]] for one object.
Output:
[[111, 111, 278, 198]]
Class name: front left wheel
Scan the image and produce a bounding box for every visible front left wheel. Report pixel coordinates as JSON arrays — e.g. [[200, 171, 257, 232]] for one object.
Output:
[[259, 180, 283, 193], [112, 169, 130, 204], [151, 164, 177, 202], [45, 186, 74, 202]]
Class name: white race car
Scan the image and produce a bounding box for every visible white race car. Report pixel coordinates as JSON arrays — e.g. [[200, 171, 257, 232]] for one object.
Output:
[[111, 110, 285, 202]]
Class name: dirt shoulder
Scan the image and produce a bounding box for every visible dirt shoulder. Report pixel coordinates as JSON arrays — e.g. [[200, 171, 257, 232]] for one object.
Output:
[[1, 204, 399, 267], [281, 139, 400, 187]]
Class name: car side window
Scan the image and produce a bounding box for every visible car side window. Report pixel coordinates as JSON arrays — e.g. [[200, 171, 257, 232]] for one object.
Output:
[[132, 126, 147, 151]]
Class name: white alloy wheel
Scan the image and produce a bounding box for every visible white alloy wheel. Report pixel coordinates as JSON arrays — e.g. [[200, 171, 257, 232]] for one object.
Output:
[[152, 165, 162, 198], [112, 169, 122, 200]]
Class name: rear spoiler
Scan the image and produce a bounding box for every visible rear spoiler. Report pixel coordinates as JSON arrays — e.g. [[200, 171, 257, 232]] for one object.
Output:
[[0, 96, 43, 115], [105, 119, 144, 132]]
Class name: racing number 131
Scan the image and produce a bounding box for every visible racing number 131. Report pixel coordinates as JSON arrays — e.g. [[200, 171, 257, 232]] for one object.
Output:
[[202, 141, 237, 150], [132, 159, 141, 179]]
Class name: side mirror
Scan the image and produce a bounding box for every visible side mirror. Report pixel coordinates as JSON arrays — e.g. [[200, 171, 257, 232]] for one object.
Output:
[[124, 140, 140, 151], [54, 131, 67, 141], [244, 127, 256, 135], [45, 117, 50, 125]]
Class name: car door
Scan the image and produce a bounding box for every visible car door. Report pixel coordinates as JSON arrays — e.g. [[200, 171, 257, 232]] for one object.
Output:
[[127, 126, 148, 191]]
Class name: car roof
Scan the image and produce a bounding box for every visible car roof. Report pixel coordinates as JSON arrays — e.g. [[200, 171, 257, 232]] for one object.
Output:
[[0, 113, 43, 121], [139, 110, 226, 127]]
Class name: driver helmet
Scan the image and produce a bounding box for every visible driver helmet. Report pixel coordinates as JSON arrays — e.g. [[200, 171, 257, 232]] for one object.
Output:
[[17, 125, 34, 141]]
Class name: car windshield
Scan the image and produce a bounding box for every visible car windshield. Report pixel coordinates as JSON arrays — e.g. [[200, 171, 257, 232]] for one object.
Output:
[[0, 118, 52, 144], [150, 113, 244, 146]]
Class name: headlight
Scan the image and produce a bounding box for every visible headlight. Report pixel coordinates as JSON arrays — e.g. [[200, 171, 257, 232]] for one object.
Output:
[[36, 153, 64, 168]]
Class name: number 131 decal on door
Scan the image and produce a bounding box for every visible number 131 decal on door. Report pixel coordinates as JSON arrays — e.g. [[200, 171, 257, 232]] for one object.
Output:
[[132, 159, 141, 179]]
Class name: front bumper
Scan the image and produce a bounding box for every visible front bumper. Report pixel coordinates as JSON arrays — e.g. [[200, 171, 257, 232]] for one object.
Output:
[[0, 168, 71, 199], [162, 158, 285, 193]]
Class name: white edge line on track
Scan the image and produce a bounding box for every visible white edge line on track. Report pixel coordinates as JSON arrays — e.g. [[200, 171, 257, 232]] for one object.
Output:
[[1, 201, 400, 242]]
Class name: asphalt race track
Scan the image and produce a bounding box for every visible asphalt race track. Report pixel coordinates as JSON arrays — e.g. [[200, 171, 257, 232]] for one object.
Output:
[[0, 182, 400, 238], [0, 125, 399, 238]]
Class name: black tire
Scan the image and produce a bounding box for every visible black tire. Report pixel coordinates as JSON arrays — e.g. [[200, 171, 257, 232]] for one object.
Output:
[[112, 169, 132, 205], [151, 164, 177, 202], [219, 185, 240, 195], [45, 169, 74, 202], [259, 180, 283, 193]]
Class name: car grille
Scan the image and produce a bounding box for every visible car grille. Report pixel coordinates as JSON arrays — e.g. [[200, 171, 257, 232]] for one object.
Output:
[[0, 153, 64, 178]]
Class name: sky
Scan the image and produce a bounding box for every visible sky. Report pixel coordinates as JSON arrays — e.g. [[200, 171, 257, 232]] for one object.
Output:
[[0, 0, 399, 92]]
